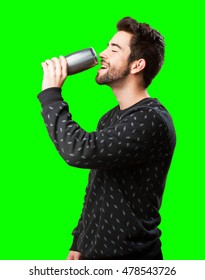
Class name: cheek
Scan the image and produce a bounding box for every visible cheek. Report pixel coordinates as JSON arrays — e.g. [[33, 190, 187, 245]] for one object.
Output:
[[110, 54, 125, 68], [118, 59, 129, 69]]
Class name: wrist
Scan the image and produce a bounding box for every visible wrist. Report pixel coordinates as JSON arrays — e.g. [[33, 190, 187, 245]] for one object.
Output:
[[37, 87, 63, 107], [42, 85, 61, 91]]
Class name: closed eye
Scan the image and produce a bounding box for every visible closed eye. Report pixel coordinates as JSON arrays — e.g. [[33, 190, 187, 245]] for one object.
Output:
[[112, 50, 117, 52]]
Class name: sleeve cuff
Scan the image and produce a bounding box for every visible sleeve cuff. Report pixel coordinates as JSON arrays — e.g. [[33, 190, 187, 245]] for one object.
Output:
[[37, 87, 63, 107], [69, 235, 79, 251]]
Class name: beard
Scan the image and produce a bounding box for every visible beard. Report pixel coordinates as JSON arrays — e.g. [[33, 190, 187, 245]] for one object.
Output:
[[95, 63, 130, 85]]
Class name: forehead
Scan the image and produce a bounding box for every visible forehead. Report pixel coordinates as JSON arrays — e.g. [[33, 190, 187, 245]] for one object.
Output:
[[109, 31, 132, 50]]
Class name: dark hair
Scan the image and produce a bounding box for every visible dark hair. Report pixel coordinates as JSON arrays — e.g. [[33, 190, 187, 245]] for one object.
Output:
[[117, 17, 165, 88]]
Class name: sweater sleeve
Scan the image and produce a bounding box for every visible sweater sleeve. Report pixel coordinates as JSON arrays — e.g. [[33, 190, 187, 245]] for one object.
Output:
[[37, 87, 167, 170]]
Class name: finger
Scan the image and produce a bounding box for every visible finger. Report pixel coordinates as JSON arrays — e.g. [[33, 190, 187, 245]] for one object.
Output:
[[74, 254, 80, 260], [41, 62, 49, 75], [51, 57, 61, 74], [60, 55, 68, 76], [45, 59, 55, 73]]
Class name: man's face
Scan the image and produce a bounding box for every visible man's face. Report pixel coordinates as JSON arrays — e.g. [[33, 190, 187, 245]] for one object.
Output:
[[95, 31, 132, 86]]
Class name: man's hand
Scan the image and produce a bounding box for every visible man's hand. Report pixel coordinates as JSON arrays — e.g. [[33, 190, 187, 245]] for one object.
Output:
[[66, 250, 82, 260], [41, 56, 68, 91]]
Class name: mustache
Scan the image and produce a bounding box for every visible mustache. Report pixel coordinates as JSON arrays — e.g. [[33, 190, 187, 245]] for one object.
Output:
[[101, 60, 110, 67]]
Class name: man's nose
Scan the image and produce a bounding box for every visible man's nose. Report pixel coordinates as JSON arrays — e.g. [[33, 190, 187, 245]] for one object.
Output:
[[99, 48, 108, 59]]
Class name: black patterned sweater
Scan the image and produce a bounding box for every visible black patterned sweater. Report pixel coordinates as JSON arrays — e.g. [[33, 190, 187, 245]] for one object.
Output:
[[37, 87, 176, 260]]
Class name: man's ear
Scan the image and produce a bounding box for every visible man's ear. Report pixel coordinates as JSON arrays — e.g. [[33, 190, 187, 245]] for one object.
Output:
[[130, 59, 146, 74]]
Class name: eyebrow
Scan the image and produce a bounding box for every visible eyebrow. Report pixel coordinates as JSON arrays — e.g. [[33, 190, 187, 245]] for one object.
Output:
[[108, 42, 122, 50]]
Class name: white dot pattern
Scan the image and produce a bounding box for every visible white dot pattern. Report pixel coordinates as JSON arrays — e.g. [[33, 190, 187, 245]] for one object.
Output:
[[38, 87, 176, 259]]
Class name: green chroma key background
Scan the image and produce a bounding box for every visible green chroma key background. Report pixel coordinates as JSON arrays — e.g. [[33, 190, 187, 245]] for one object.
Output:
[[0, 0, 204, 260]]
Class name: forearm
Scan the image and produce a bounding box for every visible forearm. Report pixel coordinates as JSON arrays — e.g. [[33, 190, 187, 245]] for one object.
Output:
[[38, 87, 88, 167]]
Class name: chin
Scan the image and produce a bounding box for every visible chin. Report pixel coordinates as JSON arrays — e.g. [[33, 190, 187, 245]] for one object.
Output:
[[95, 75, 106, 85]]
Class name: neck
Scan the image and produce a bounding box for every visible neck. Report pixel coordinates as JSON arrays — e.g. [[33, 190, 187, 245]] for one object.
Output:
[[110, 76, 150, 110]]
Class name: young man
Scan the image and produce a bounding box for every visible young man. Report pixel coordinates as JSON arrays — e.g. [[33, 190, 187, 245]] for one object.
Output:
[[38, 17, 176, 260]]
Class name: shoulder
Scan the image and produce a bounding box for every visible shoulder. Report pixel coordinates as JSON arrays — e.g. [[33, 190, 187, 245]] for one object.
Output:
[[120, 98, 173, 124], [118, 98, 176, 139]]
